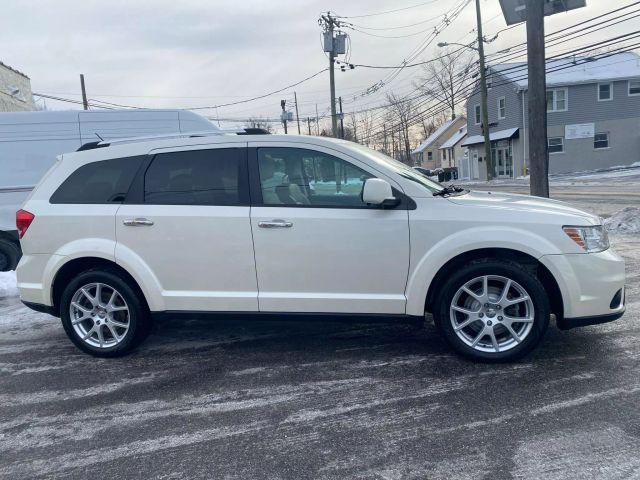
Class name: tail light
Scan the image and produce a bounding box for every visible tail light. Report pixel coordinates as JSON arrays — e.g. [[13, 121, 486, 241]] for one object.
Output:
[[16, 209, 35, 239]]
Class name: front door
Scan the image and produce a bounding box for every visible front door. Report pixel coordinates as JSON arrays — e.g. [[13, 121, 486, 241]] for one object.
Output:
[[248, 144, 410, 314], [115, 144, 258, 312]]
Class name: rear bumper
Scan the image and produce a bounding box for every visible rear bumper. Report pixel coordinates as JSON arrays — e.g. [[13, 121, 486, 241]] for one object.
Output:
[[22, 300, 58, 317]]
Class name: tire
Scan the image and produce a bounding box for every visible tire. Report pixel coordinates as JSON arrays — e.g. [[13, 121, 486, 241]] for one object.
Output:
[[0, 238, 20, 272], [60, 268, 151, 357], [433, 258, 550, 362]]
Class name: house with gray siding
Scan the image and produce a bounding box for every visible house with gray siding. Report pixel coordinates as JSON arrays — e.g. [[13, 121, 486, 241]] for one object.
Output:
[[462, 51, 640, 179]]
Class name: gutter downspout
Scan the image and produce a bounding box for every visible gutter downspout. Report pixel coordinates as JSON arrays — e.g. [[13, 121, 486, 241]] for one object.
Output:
[[521, 89, 527, 177]]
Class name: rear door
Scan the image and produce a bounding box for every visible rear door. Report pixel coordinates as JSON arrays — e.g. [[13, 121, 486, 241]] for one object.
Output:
[[248, 143, 411, 314], [115, 143, 258, 312]]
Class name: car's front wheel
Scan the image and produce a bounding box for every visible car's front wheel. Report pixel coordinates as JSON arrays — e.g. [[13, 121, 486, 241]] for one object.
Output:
[[60, 269, 151, 357], [433, 259, 550, 362]]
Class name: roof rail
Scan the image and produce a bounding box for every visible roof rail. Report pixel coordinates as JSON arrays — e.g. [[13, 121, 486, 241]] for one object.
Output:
[[76, 127, 270, 151]]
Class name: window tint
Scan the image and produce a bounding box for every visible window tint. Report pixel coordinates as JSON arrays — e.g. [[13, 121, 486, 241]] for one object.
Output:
[[144, 149, 242, 205], [50, 157, 143, 204], [257, 147, 373, 207]]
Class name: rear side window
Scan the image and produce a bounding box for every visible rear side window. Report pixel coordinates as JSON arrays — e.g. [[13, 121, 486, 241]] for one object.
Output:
[[144, 149, 243, 206], [50, 157, 143, 204]]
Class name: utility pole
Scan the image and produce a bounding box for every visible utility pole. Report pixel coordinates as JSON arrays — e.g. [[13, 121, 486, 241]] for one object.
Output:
[[79, 74, 88, 110], [294, 91, 301, 134], [320, 12, 343, 137], [338, 96, 344, 139], [315, 104, 320, 135], [475, 0, 493, 180], [280, 99, 288, 134], [526, 0, 549, 197], [307, 117, 312, 135]]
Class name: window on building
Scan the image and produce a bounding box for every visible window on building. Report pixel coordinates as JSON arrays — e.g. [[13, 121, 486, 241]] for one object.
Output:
[[50, 157, 143, 204], [144, 149, 243, 205], [257, 147, 373, 207], [497, 97, 506, 119], [486, 74, 493, 90], [427, 151, 433, 161], [548, 137, 564, 154], [546, 88, 568, 112], [594, 132, 609, 149], [474, 104, 481, 125], [598, 83, 613, 101], [629, 80, 640, 96]]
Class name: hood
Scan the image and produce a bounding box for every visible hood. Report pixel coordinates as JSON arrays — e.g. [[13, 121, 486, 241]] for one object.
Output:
[[446, 190, 600, 225]]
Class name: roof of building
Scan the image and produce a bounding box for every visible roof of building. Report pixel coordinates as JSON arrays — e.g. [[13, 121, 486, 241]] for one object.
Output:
[[412, 117, 464, 154], [439, 125, 467, 150], [461, 127, 519, 147], [490, 51, 640, 89], [0, 60, 30, 80]]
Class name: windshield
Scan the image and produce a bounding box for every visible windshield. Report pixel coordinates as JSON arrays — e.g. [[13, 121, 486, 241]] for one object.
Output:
[[348, 143, 445, 194]]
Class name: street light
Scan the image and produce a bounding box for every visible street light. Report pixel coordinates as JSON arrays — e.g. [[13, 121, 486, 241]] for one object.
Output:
[[437, 41, 478, 51]]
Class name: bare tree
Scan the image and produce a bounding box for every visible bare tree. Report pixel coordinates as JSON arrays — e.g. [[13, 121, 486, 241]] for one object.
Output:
[[247, 117, 274, 133], [385, 93, 414, 164], [416, 48, 475, 120]]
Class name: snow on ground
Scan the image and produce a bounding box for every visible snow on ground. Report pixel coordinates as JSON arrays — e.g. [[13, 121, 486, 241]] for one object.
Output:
[[0, 271, 17, 298], [605, 207, 640, 235], [462, 163, 640, 187]]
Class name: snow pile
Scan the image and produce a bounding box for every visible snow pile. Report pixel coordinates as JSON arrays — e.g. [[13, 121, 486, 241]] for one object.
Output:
[[0, 271, 18, 298], [604, 207, 640, 235]]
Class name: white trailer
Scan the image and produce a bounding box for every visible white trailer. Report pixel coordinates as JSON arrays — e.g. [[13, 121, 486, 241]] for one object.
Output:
[[0, 109, 219, 270]]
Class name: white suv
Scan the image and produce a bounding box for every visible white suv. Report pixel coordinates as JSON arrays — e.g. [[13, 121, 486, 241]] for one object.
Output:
[[15, 134, 626, 361]]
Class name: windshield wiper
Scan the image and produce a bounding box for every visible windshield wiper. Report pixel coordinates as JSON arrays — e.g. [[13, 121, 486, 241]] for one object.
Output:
[[433, 184, 467, 197]]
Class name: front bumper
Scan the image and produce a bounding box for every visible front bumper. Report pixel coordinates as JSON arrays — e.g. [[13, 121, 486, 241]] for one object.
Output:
[[540, 248, 626, 326]]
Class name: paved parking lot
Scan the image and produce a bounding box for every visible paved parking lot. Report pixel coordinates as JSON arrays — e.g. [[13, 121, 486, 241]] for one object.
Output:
[[0, 200, 639, 479]]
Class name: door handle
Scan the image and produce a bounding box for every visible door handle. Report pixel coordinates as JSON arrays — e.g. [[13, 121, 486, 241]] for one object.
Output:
[[123, 218, 154, 227], [258, 219, 293, 229]]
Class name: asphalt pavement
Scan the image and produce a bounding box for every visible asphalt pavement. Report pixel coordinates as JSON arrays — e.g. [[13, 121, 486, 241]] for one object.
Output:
[[0, 205, 638, 479]]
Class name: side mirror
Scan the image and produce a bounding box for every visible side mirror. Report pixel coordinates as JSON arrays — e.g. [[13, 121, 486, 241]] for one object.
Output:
[[362, 178, 400, 208]]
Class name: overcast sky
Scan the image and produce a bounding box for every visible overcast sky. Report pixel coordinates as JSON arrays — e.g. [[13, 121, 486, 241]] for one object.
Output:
[[2, 0, 637, 131]]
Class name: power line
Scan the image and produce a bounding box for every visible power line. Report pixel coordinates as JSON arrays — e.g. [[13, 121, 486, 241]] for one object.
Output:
[[334, 0, 441, 19]]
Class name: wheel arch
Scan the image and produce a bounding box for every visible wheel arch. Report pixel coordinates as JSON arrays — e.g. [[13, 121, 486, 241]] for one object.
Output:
[[422, 248, 564, 320], [51, 257, 150, 317]]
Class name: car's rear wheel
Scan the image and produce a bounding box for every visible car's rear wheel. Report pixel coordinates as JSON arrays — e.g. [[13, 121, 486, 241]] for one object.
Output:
[[60, 269, 151, 357], [433, 259, 550, 362], [0, 238, 20, 272]]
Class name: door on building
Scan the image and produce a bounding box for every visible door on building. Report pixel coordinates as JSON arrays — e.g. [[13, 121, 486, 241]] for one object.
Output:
[[492, 141, 513, 178]]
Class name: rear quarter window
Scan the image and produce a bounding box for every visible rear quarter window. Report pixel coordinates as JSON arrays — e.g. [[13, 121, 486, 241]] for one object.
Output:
[[50, 156, 143, 204]]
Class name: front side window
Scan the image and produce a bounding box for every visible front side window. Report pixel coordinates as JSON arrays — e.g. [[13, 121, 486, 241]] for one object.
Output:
[[548, 137, 564, 154], [498, 97, 506, 119], [546, 88, 567, 112], [598, 83, 612, 101], [257, 148, 373, 207], [629, 80, 640, 96], [474, 104, 481, 124], [144, 149, 242, 205], [50, 156, 143, 204], [594, 132, 609, 149]]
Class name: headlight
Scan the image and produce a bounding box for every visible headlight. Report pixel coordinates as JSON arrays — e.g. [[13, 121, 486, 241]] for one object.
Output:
[[563, 225, 609, 253]]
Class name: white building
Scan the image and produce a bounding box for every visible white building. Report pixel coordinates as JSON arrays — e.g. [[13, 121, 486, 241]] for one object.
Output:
[[0, 61, 35, 112]]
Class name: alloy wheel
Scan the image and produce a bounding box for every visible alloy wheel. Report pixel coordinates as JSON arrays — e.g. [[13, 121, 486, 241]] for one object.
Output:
[[449, 275, 535, 353], [69, 283, 130, 349]]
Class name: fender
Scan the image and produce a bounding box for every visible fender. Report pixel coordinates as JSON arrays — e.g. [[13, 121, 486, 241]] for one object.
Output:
[[405, 226, 564, 316], [114, 242, 165, 311], [44, 238, 117, 306]]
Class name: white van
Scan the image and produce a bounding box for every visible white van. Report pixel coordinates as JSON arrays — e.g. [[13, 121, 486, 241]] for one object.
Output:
[[0, 109, 218, 270]]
